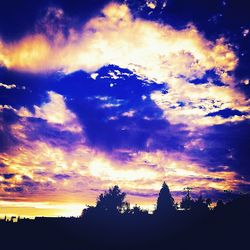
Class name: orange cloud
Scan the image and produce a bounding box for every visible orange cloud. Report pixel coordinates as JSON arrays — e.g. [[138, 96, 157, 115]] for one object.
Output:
[[0, 35, 51, 73]]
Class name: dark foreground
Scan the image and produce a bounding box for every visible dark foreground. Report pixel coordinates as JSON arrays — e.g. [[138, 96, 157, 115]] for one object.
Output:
[[1, 205, 249, 250], [1, 184, 250, 250]]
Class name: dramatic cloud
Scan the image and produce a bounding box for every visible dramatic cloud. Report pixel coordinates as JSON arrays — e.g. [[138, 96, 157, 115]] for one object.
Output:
[[1, 90, 249, 213], [0, 3, 237, 81], [1, 133, 248, 209], [0, 3, 248, 129], [0, 2, 250, 217]]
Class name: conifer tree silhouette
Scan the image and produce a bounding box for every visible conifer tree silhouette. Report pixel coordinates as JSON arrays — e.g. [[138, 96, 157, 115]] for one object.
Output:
[[155, 181, 175, 215]]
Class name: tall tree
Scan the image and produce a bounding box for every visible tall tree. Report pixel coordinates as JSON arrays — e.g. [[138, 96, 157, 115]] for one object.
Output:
[[155, 182, 175, 215]]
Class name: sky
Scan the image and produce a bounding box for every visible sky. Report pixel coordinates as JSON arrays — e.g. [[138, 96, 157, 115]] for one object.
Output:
[[0, 0, 250, 218]]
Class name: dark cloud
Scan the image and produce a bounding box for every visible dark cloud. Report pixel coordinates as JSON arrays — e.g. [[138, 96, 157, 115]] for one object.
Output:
[[186, 120, 250, 182], [0, 67, 54, 109], [22, 181, 38, 188], [0, 128, 19, 153], [0, 109, 19, 124], [189, 69, 225, 86], [4, 186, 23, 193], [22, 175, 32, 180], [2, 174, 15, 179], [23, 117, 82, 149], [206, 108, 248, 118], [0, 0, 110, 41], [126, 191, 158, 198], [0, 181, 10, 186], [0, 109, 20, 153], [0, 109, 25, 152], [54, 174, 71, 180], [0, 163, 6, 168], [52, 66, 189, 152]]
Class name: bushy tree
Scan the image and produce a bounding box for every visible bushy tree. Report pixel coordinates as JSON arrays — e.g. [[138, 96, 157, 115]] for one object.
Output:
[[96, 185, 126, 214], [155, 182, 175, 215], [81, 205, 96, 218]]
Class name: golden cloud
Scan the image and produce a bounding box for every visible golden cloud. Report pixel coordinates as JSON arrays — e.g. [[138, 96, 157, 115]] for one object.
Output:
[[1, 128, 248, 209], [0, 3, 237, 83]]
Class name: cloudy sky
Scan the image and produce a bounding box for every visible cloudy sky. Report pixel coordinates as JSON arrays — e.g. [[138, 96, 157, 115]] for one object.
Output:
[[0, 0, 250, 217]]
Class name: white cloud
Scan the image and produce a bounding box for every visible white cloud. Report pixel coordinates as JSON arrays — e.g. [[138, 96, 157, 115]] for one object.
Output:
[[90, 73, 99, 80], [0, 105, 17, 112], [18, 91, 83, 133], [151, 78, 250, 128], [0, 3, 246, 128], [0, 82, 16, 89]]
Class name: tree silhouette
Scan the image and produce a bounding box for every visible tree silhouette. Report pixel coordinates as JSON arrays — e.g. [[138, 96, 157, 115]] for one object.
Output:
[[215, 199, 224, 210], [192, 195, 209, 212], [2, 184, 250, 250], [96, 185, 126, 215], [81, 205, 96, 218], [155, 181, 175, 215], [129, 205, 148, 216], [206, 198, 212, 208], [180, 187, 194, 210]]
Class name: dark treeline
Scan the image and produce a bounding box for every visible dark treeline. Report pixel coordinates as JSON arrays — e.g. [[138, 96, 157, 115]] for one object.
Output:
[[1, 182, 250, 250]]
